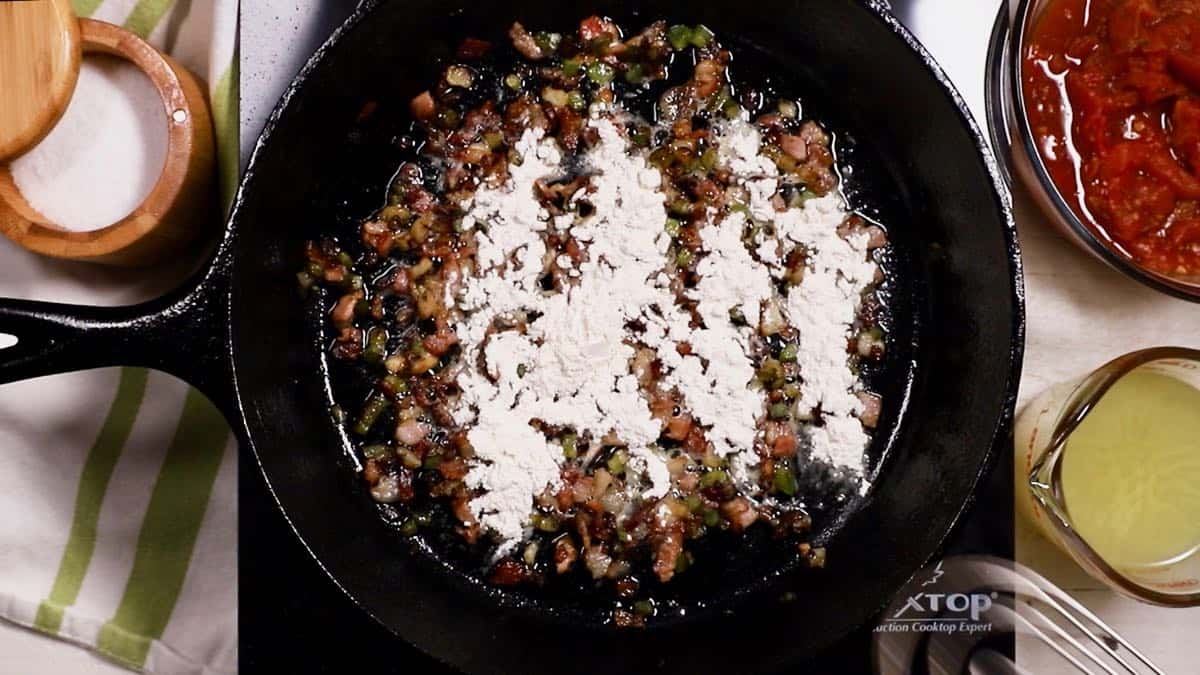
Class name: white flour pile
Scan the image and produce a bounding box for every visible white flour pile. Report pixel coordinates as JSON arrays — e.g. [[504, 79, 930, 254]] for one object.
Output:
[[11, 55, 167, 232], [716, 118, 877, 468], [450, 111, 877, 553]]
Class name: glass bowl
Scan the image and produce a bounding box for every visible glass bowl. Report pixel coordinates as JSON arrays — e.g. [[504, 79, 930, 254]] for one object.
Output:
[[985, 0, 1200, 302]]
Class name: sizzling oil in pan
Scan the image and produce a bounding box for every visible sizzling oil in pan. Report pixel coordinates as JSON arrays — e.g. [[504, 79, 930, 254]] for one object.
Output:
[[305, 17, 917, 625]]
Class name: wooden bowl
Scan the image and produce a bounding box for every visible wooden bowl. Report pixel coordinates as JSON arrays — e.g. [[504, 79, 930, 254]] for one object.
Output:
[[0, 19, 216, 267]]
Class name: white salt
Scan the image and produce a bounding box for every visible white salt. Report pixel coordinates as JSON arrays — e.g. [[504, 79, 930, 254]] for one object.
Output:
[[11, 55, 168, 232]]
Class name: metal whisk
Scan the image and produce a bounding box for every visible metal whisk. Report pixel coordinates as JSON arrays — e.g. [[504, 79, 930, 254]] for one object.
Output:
[[874, 556, 1164, 675]]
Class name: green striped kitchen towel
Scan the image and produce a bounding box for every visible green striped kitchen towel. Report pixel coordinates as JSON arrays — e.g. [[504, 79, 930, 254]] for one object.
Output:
[[0, 1, 239, 673]]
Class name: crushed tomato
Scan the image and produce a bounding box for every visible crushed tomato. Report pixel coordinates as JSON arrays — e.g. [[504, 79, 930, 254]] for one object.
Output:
[[1023, 0, 1200, 276]]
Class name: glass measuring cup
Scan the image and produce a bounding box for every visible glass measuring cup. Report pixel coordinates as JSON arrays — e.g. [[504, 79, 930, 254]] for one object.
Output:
[[1014, 347, 1200, 607]]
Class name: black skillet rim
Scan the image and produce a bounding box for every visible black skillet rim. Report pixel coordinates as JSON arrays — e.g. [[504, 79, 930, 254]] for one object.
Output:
[[231, 0, 1026, 666]]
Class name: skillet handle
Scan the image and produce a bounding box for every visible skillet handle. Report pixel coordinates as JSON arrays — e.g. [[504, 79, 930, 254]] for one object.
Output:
[[0, 270, 237, 420]]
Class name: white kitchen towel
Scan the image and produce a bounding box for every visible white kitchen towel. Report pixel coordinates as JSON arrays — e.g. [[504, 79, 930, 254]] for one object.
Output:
[[0, 1, 239, 673]]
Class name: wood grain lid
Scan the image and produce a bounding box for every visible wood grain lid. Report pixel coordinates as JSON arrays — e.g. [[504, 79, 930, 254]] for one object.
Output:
[[0, 0, 81, 162]]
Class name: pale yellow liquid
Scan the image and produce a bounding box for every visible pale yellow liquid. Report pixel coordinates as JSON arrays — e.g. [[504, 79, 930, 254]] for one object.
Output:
[[1061, 370, 1200, 569]]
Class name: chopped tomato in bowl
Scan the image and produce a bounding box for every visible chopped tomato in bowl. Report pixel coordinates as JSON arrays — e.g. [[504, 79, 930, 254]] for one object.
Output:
[[1021, 0, 1200, 286]]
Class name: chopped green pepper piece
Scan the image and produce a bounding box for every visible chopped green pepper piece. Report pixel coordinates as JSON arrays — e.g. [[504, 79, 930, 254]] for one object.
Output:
[[353, 395, 389, 435], [699, 469, 728, 488], [690, 25, 714, 48], [422, 453, 442, 470], [667, 24, 693, 50], [566, 90, 587, 111], [703, 507, 720, 527], [783, 384, 801, 400], [710, 86, 731, 111], [674, 551, 692, 573], [606, 450, 628, 475], [773, 465, 799, 496], [437, 107, 460, 129], [769, 402, 791, 420], [380, 205, 411, 224], [588, 34, 613, 54], [483, 131, 504, 150], [364, 327, 388, 364], [363, 444, 391, 460], [624, 62, 645, 84], [669, 199, 692, 216], [400, 518, 419, 536], [504, 73, 523, 90], [562, 58, 582, 77], [562, 433, 578, 459], [633, 600, 655, 616], [664, 217, 681, 237], [586, 61, 615, 85], [685, 493, 704, 513], [675, 249, 694, 267], [533, 513, 560, 532], [533, 31, 562, 54], [779, 343, 798, 363], [699, 147, 719, 171], [648, 146, 673, 168], [757, 359, 786, 389], [382, 375, 407, 395], [397, 447, 422, 469]]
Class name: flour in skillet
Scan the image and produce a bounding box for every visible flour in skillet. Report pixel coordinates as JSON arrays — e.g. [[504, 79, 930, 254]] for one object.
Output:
[[452, 112, 878, 555], [774, 194, 875, 471], [644, 211, 772, 461], [717, 118, 877, 476], [451, 118, 679, 554], [451, 129, 565, 553], [640, 208, 777, 489]]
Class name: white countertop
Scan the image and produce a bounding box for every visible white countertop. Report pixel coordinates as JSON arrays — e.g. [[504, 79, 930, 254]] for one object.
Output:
[[902, 1, 1200, 671]]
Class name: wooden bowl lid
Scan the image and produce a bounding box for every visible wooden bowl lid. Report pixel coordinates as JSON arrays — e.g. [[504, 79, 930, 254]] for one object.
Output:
[[0, 0, 81, 162]]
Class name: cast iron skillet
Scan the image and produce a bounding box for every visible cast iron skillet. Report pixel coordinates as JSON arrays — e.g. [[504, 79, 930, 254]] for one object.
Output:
[[0, 0, 1024, 671]]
